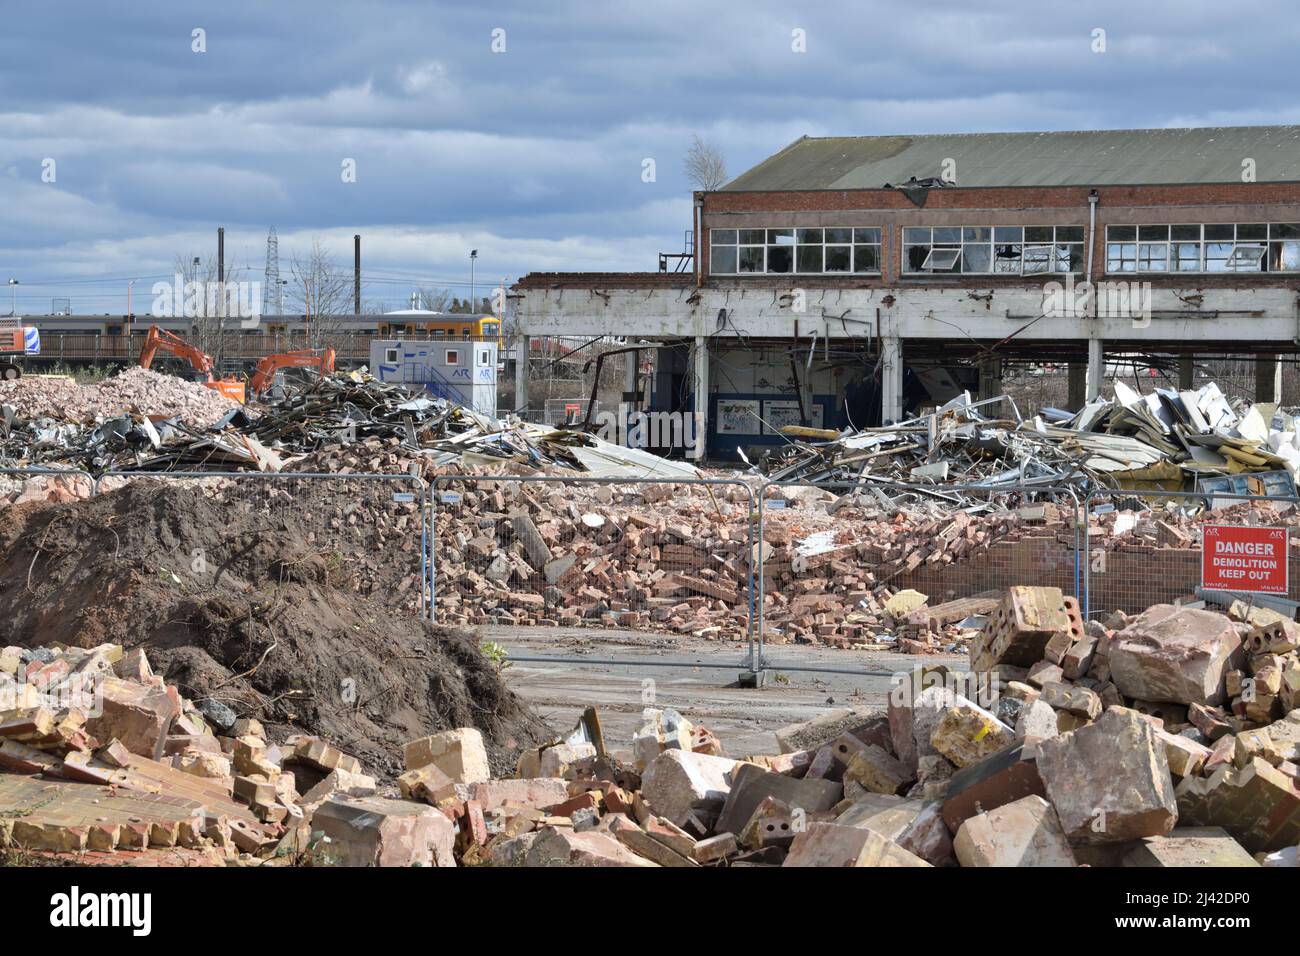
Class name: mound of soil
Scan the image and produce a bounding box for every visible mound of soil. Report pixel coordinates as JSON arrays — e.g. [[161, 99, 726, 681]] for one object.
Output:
[[0, 480, 550, 776]]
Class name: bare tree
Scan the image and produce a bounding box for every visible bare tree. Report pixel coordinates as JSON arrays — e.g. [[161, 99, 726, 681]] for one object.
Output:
[[414, 286, 454, 312], [168, 252, 249, 366], [684, 133, 728, 191], [288, 237, 353, 348]]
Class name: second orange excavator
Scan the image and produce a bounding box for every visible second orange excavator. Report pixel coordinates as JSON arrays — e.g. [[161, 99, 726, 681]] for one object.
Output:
[[248, 348, 336, 398], [138, 325, 246, 403]]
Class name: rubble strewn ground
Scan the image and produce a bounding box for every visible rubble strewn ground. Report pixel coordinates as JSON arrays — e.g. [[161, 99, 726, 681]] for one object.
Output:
[[1, 368, 1299, 868], [0, 480, 548, 776], [3, 585, 1297, 867]]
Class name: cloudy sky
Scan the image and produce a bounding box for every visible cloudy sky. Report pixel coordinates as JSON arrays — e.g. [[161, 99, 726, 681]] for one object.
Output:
[[1, 1, 1298, 314]]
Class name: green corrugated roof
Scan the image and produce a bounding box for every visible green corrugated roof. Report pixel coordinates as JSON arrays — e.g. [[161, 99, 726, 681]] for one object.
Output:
[[722, 126, 1300, 190]]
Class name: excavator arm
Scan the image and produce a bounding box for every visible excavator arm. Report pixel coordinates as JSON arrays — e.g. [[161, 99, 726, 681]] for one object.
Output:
[[138, 325, 245, 403], [139, 325, 214, 376], [249, 348, 336, 396]]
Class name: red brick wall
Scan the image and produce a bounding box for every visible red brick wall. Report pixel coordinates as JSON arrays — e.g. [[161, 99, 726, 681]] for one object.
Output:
[[701, 183, 1300, 285]]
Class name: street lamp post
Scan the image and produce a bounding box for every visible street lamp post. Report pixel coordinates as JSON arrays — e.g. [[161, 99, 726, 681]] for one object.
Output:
[[470, 249, 478, 313], [6, 279, 17, 317]]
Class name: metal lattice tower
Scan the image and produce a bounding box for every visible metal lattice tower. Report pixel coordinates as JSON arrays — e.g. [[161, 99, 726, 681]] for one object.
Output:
[[263, 226, 283, 317]]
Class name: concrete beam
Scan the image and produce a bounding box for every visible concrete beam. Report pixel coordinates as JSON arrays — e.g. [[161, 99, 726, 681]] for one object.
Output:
[[882, 337, 904, 424], [1178, 356, 1194, 390], [515, 285, 1300, 346]]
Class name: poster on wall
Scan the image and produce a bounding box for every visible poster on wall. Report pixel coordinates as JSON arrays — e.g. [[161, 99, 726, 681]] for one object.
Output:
[[763, 399, 822, 435], [716, 399, 761, 435]]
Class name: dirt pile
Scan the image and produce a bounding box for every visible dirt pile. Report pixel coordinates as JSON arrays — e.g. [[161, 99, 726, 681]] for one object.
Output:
[[0, 367, 239, 427], [0, 480, 549, 775]]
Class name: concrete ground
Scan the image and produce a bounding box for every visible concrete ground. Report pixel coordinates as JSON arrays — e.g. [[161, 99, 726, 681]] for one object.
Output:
[[488, 624, 965, 756]]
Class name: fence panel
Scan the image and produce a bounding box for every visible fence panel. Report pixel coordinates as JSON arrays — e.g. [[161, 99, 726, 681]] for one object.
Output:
[[97, 471, 430, 616], [756, 480, 1082, 668], [430, 475, 756, 655], [1083, 489, 1300, 620]]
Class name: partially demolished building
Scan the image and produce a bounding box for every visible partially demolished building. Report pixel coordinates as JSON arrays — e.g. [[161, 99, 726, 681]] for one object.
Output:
[[513, 125, 1300, 461]]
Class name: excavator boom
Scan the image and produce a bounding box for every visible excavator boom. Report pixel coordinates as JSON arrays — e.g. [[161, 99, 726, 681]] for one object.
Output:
[[249, 348, 336, 396], [138, 325, 246, 403]]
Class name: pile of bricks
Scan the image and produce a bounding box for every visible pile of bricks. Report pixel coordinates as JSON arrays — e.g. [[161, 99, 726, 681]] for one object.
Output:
[[433, 478, 758, 639], [430, 477, 1069, 647], [0, 367, 239, 427]]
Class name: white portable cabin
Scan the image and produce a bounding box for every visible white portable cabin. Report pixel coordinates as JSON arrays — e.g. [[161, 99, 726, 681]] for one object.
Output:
[[369, 338, 497, 416]]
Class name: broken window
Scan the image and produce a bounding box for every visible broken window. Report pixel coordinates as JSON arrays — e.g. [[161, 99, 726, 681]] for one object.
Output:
[[709, 226, 881, 275], [904, 225, 1083, 275], [1105, 223, 1300, 273]]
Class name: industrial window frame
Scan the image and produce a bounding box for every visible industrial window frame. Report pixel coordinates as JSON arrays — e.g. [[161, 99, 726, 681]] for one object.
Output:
[[902, 225, 1084, 275], [385, 347, 399, 363], [1105, 223, 1300, 274], [445, 349, 460, 365], [710, 227, 882, 275]]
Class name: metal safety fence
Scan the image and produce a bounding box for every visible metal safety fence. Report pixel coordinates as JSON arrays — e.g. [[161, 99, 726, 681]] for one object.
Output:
[[428, 474, 758, 672], [754, 479, 1083, 676], [1082, 488, 1300, 621]]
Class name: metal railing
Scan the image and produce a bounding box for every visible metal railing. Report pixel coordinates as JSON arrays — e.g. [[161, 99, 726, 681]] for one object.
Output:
[[1082, 487, 1300, 620], [753, 479, 1082, 675]]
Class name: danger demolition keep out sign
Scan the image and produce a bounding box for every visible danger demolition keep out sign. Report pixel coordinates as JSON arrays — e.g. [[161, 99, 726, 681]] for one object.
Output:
[[1202, 525, 1289, 594]]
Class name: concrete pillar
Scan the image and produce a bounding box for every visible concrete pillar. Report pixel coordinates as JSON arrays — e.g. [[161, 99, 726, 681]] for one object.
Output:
[[1067, 362, 1086, 410], [881, 337, 904, 424], [1085, 339, 1104, 401], [623, 348, 639, 406], [692, 336, 709, 459], [977, 356, 1003, 402], [513, 333, 529, 417], [1255, 354, 1281, 404]]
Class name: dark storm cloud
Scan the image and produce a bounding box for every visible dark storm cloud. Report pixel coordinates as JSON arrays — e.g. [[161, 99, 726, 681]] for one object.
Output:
[[0, 0, 1298, 311]]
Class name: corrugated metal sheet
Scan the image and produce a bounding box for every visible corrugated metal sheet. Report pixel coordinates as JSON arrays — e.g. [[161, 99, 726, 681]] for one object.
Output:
[[723, 127, 1300, 191]]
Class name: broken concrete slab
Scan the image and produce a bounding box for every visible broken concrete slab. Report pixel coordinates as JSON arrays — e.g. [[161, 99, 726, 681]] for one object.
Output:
[[1175, 756, 1300, 853], [1109, 604, 1243, 706], [930, 701, 1013, 768], [1122, 827, 1259, 867], [402, 728, 490, 784], [1035, 708, 1177, 845], [311, 795, 457, 867], [716, 762, 841, 836], [640, 749, 738, 828], [783, 822, 930, 867], [940, 742, 1046, 833], [523, 826, 658, 867], [953, 795, 1076, 867]]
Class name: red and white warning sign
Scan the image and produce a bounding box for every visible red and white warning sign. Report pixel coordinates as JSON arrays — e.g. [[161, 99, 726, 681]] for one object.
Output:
[[1202, 525, 1289, 594]]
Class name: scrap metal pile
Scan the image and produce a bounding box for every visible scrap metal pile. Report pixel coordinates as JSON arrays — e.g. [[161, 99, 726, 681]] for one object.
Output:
[[760, 383, 1300, 498], [0, 370, 699, 480]]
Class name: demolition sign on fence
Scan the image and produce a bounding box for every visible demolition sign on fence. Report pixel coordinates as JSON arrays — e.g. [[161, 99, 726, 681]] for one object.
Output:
[[1202, 525, 1289, 594]]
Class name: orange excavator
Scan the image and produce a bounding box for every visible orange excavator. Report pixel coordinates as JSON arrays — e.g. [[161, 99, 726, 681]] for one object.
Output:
[[248, 348, 336, 398], [138, 325, 246, 403]]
